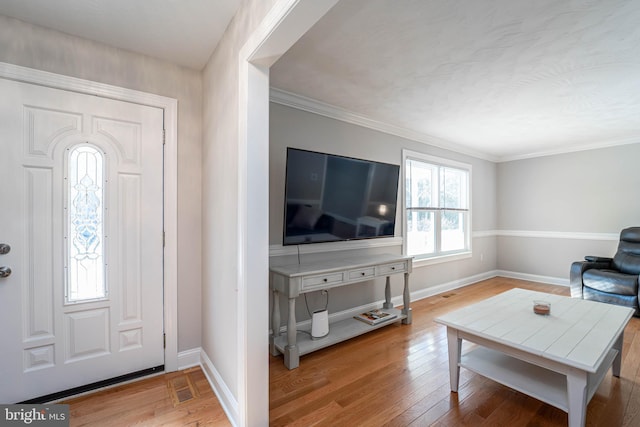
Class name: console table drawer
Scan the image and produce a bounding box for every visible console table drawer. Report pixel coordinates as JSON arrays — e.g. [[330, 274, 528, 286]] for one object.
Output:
[[347, 267, 375, 280], [302, 272, 344, 290], [378, 262, 407, 275]]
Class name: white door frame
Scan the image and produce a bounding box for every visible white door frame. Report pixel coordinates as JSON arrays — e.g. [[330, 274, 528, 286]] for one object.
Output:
[[237, 1, 339, 425], [0, 62, 179, 372]]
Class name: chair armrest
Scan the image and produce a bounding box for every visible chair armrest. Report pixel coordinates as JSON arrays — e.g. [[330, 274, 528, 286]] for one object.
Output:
[[584, 256, 613, 263], [569, 258, 613, 298]]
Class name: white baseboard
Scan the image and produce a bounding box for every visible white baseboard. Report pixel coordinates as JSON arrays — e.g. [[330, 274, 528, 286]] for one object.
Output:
[[200, 350, 239, 427], [177, 348, 202, 370], [410, 270, 568, 302], [409, 270, 500, 302], [176, 348, 238, 427], [496, 270, 569, 287]]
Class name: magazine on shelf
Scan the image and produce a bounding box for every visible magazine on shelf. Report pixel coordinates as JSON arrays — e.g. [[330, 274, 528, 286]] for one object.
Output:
[[354, 309, 397, 325]]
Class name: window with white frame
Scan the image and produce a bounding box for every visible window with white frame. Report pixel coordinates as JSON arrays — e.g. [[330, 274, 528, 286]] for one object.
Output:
[[403, 150, 471, 260]]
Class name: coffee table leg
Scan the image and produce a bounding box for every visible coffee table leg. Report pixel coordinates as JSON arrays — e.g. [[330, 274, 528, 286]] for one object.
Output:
[[612, 332, 624, 377], [567, 370, 587, 427], [446, 328, 462, 392]]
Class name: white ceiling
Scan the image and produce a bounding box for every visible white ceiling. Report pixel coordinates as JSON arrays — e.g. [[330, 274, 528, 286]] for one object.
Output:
[[271, 0, 640, 161], [0, 0, 240, 70], [2, 0, 639, 161]]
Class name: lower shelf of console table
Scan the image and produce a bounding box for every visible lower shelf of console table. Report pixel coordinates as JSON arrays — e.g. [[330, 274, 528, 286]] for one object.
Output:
[[269, 253, 413, 369], [272, 308, 407, 357]]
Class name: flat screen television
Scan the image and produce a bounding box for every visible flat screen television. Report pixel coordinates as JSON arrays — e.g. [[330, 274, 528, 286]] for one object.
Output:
[[283, 148, 400, 245]]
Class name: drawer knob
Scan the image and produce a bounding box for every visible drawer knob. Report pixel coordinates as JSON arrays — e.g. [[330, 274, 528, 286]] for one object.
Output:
[[361, 272, 365, 276], [391, 267, 395, 270], [323, 278, 328, 282]]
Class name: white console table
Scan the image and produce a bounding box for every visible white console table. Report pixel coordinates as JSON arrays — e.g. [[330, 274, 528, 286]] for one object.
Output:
[[269, 253, 413, 369]]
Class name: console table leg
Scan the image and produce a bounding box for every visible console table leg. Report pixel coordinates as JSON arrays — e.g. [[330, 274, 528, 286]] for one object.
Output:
[[284, 345, 299, 370], [285, 297, 299, 369], [383, 276, 393, 309], [270, 289, 281, 356], [612, 332, 624, 377], [567, 369, 588, 427], [402, 272, 412, 324], [446, 328, 462, 392]]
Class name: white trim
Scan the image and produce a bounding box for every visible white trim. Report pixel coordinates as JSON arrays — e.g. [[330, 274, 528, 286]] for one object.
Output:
[[271, 87, 640, 163], [268, 229, 617, 258], [410, 270, 503, 302], [201, 350, 239, 427], [412, 251, 473, 268], [498, 137, 640, 162], [473, 229, 498, 238], [496, 270, 570, 287], [0, 61, 179, 371], [444, 229, 618, 241], [496, 229, 619, 241], [402, 149, 473, 260], [237, 58, 270, 427], [403, 149, 473, 170], [177, 348, 202, 370], [269, 230, 617, 258], [178, 347, 239, 426], [238, 1, 340, 426], [271, 88, 498, 162]]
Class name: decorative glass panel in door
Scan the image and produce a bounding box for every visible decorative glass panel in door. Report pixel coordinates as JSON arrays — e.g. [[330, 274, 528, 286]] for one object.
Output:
[[66, 145, 106, 303]]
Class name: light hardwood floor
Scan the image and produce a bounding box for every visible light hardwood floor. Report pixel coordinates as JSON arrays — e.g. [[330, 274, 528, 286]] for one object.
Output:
[[63, 278, 640, 426], [269, 277, 640, 426], [63, 367, 231, 426]]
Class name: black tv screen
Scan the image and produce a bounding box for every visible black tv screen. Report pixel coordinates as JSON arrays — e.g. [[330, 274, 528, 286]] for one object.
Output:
[[283, 148, 400, 245]]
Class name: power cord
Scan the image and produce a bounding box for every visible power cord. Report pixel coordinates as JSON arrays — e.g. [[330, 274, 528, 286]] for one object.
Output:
[[304, 289, 329, 317]]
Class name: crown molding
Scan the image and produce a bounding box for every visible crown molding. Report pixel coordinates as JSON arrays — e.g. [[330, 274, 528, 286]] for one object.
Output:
[[270, 87, 499, 162], [270, 87, 640, 163], [498, 137, 640, 162]]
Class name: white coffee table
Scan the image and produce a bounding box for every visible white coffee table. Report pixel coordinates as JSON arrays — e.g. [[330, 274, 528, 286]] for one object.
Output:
[[434, 288, 634, 427]]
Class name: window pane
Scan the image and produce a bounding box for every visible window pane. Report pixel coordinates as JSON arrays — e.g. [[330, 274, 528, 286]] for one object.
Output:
[[406, 209, 435, 256], [406, 159, 436, 208], [440, 167, 468, 209], [441, 211, 466, 252], [66, 145, 106, 303]]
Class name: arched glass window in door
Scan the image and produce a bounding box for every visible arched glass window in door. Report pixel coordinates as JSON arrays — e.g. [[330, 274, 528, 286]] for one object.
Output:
[[66, 144, 106, 303]]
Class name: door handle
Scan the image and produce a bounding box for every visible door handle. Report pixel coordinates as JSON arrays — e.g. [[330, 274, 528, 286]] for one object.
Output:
[[0, 266, 11, 278], [0, 244, 9, 255]]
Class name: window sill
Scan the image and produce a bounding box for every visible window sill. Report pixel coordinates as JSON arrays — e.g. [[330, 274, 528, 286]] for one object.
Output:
[[411, 251, 472, 267]]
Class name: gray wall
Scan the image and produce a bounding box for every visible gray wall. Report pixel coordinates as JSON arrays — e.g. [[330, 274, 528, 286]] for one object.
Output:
[[0, 14, 203, 352], [269, 102, 498, 321], [496, 143, 640, 279], [269, 102, 640, 317]]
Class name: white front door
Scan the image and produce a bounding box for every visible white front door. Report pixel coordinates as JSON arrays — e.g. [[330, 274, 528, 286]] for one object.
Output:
[[0, 78, 164, 403]]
